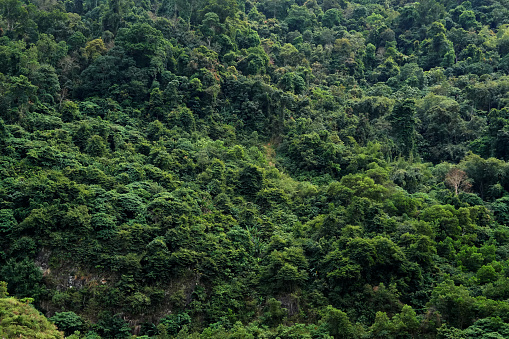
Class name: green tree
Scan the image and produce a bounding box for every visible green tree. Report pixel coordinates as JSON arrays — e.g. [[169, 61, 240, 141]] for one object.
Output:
[[429, 280, 477, 329], [200, 12, 222, 46], [83, 38, 107, 61], [262, 298, 288, 327], [459, 10, 479, 30], [391, 305, 420, 337], [0, 258, 44, 301], [50, 312, 84, 336], [419, 22, 456, 70], [60, 100, 80, 122], [86, 134, 108, 157], [0, 0, 29, 37], [286, 4, 315, 32], [239, 165, 264, 196], [260, 247, 309, 292], [389, 99, 417, 157], [116, 23, 166, 68], [415, 0, 445, 26], [322, 8, 342, 28], [321, 305, 354, 339], [198, 0, 238, 22]]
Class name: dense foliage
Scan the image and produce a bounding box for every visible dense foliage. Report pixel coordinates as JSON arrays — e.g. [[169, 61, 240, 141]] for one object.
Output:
[[0, 282, 64, 338], [2, 0, 509, 337]]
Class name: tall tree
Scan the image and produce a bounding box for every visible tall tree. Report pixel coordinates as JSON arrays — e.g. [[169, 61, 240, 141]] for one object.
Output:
[[389, 99, 417, 158]]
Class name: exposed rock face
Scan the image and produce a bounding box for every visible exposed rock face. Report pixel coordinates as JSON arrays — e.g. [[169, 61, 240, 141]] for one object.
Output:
[[36, 249, 100, 291], [35, 248, 52, 276]]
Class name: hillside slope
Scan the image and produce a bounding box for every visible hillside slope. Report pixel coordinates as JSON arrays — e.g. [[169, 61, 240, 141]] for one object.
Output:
[[2, 0, 509, 337]]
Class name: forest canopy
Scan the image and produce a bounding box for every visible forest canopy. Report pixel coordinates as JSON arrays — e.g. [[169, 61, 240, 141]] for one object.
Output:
[[2, 0, 509, 337]]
